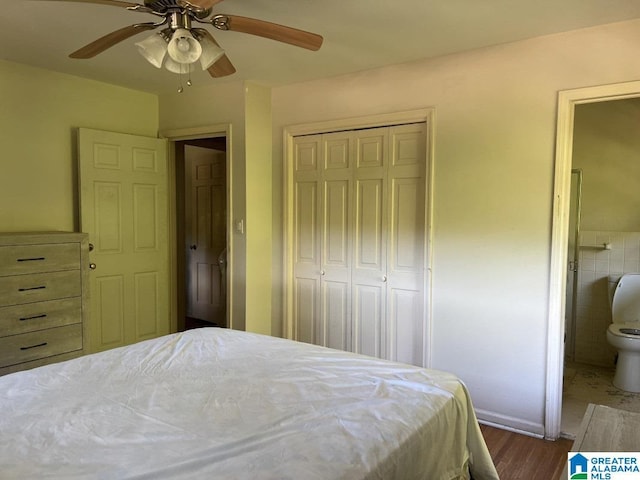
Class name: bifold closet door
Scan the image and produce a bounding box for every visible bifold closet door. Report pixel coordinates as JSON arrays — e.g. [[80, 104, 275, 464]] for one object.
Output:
[[292, 123, 427, 367], [320, 132, 353, 352], [292, 135, 321, 345], [351, 128, 387, 359], [386, 124, 426, 366], [292, 132, 353, 350]]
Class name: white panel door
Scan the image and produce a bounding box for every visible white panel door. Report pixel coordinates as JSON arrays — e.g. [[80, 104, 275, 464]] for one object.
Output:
[[185, 147, 226, 325], [386, 124, 427, 365], [293, 135, 322, 344], [321, 132, 352, 351], [352, 128, 387, 358], [79, 128, 169, 353]]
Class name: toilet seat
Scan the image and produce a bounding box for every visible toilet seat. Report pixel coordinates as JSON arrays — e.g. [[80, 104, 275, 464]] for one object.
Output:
[[608, 322, 640, 339]]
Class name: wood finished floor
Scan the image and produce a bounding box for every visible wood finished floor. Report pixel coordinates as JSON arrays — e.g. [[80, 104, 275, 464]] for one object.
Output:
[[480, 424, 573, 480]]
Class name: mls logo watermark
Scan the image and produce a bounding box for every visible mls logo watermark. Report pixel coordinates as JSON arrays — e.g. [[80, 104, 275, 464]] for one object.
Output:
[[568, 452, 640, 479]]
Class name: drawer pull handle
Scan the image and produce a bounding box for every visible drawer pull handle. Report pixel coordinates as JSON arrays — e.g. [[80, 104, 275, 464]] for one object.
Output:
[[19, 314, 47, 322], [17, 257, 46, 262], [18, 286, 46, 292], [20, 342, 48, 351]]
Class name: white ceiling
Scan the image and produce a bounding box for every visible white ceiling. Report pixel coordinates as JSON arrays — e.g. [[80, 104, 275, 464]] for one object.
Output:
[[3, 0, 640, 94]]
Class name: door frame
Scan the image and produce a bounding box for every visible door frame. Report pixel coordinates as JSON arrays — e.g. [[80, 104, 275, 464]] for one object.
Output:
[[546, 80, 640, 439], [160, 124, 234, 332], [282, 108, 435, 367]]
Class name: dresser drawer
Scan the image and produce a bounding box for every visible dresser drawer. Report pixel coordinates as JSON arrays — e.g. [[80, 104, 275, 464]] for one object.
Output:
[[0, 243, 80, 277], [0, 270, 81, 307], [0, 324, 83, 368], [0, 298, 82, 336]]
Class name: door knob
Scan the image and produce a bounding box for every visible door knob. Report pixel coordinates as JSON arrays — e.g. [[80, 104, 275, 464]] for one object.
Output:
[[89, 263, 96, 270]]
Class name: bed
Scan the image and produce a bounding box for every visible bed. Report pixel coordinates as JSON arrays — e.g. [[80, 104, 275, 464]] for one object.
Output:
[[0, 328, 499, 479]]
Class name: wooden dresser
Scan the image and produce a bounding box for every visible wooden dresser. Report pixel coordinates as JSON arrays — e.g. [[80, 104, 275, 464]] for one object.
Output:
[[0, 232, 89, 375]]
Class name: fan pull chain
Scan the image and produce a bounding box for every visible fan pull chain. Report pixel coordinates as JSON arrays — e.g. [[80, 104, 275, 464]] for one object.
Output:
[[177, 64, 194, 93]]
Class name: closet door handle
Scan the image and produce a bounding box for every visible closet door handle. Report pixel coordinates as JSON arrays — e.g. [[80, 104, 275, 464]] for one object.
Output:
[[382, 275, 387, 282]]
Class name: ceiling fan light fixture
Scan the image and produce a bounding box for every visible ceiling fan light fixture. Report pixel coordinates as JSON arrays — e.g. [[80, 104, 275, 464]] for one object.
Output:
[[164, 57, 197, 75], [135, 33, 168, 69], [167, 28, 202, 65], [198, 34, 225, 70]]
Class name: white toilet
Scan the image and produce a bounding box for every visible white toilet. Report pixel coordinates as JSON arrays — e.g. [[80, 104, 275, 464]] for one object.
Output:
[[607, 273, 640, 392]]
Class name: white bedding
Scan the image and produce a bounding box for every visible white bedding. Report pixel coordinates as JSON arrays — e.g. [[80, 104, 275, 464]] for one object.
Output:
[[0, 328, 498, 479]]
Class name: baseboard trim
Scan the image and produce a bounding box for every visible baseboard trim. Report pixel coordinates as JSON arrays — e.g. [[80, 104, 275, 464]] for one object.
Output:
[[476, 408, 545, 438]]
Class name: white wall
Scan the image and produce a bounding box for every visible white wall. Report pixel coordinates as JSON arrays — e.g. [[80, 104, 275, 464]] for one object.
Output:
[[271, 19, 640, 435]]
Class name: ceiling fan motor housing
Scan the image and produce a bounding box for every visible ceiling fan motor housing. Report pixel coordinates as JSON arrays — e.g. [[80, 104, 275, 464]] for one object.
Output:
[[143, 0, 211, 18]]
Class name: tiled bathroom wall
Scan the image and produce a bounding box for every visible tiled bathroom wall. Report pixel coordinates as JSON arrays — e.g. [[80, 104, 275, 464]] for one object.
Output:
[[573, 231, 640, 366]]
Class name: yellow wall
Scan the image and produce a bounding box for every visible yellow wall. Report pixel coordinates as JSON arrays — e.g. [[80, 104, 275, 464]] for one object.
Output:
[[244, 83, 273, 335], [0, 60, 158, 232], [271, 18, 640, 435], [159, 80, 273, 334]]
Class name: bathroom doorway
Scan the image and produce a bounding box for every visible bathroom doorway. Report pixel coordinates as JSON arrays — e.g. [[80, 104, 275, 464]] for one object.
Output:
[[549, 85, 640, 438]]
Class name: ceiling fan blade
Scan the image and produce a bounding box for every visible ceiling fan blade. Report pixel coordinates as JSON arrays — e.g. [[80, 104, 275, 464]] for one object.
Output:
[[207, 53, 236, 78], [31, 0, 139, 7], [184, 0, 224, 9], [195, 29, 236, 77], [213, 15, 323, 51], [70, 23, 157, 59]]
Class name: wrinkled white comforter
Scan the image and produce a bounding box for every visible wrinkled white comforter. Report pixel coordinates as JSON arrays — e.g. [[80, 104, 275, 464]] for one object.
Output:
[[0, 328, 498, 479]]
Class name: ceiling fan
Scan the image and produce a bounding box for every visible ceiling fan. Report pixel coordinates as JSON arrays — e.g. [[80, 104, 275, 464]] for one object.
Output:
[[37, 0, 324, 82]]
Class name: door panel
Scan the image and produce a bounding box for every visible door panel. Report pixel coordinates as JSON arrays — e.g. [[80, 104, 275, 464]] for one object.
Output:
[[354, 179, 384, 270], [323, 280, 349, 350], [79, 128, 169, 353], [389, 288, 422, 365], [353, 284, 383, 358], [95, 275, 125, 349], [94, 182, 122, 253], [134, 271, 160, 339], [133, 184, 159, 250], [296, 277, 318, 344]]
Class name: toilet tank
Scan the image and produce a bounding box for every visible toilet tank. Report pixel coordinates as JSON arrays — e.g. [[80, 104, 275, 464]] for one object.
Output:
[[611, 273, 640, 324]]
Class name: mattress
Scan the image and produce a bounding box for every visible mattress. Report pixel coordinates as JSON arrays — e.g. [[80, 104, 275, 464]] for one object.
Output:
[[0, 328, 499, 479]]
